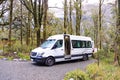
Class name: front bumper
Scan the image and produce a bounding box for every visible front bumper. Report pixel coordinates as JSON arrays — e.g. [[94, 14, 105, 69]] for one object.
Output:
[[30, 56, 46, 63]]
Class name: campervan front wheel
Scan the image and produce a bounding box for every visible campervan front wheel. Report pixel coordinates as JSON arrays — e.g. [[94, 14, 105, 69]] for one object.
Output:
[[83, 54, 88, 61], [45, 57, 55, 66]]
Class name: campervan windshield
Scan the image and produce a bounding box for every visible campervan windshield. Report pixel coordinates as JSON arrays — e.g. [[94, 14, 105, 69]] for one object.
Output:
[[40, 39, 56, 48]]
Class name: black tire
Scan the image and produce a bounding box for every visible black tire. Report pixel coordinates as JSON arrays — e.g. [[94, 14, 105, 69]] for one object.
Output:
[[83, 54, 88, 61], [45, 57, 55, 66]]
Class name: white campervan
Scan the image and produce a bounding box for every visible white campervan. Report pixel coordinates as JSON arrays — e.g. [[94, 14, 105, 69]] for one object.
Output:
[[30, 34, 94, 66]]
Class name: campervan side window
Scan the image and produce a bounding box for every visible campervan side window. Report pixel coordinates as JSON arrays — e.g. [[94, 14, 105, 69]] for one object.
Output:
[[72, 40, 92, 48], [53, 40, 63, 49], [72, 40, 82, 48], [82, 41, 86, 48], [86, 41, 92, 48]]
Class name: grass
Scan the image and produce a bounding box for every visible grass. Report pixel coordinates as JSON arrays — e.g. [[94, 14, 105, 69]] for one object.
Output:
[[17, 52, 30, 60], [0, 56, 4, 59]]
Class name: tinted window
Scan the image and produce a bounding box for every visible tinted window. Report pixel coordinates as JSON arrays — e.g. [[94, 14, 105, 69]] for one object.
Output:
[[72, 40, 82, 48], [72, 40, 92, 48], [86, 41, 92, 48], [82, 41, 86, 48], [53, 40, 63, 49]]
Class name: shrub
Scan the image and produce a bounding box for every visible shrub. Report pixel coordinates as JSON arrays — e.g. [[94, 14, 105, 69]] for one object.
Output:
[[86, 63, 104, 80], [17, 52, 30, 60], [64, 69, 90, 80], [86, 63, 120, 80], [5, 41, 34, 53], [93, 49, 114, 64], [0, 56, 4, 59]]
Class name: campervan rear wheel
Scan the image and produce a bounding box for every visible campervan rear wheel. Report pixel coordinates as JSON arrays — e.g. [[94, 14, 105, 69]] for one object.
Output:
[[45, 57, 55, 66], [83, 54, 88, 61]]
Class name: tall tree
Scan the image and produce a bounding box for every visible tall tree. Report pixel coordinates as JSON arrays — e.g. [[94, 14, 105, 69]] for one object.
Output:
[[38, 0, 43, 43], [0, 0, 5, 5], [114, 0, 120, 65], [68, 0, 73, 34], [43, 0, 48, 41], [20, 0, 23, 45], [97, 0, 104, 66], [20, 0, 44, 46], [0, 1, 9, 31], [98, 0, 104, 49], [26, 11, 31, 45], [75, 0, 82, 35], [9, 0, 13, 47], [91, 9, 99, 48], [64, 0, 68, 34]]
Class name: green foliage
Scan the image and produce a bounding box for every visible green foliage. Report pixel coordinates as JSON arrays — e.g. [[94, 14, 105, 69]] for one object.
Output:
[[65, 48, 120, 80], [86, 63, 104, 80], [0, 41, 3, 49], [17, 52, 30, 60], [5, 41, 34, 53], [86, 63, 120, 80], [94, 49, 114, 64], [7, 56, 14, 60], [0, 56, 4, 59], [1, 41, 33, 60], [64, 69, 90, 80]]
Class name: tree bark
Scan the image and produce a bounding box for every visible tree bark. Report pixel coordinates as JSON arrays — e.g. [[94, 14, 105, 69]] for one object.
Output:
[[9, 0, 13, 47], [114, 0, 120, 66], [26, 11, 31, 45], [64, 0, 68, 34], [75, 0, 82, 35], [33, 0, 40, 47], [69, 0, 73, 35], [99, 0, 102, 49], [0, 0, 5, 5], [20, 1, 23, 45], [38, 0, 43, 44], [20, 0, 44, 47], [43, 0, 48, 41]]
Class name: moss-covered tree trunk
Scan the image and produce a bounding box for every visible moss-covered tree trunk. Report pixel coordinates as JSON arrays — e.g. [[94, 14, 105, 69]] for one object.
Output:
[[43, 0, 48, 41], [9, 0, 13, 47], [64, 0, 68, 34], [69, 0, 73, 35], [26, 11, 31, 46], [92, 11, 98, 49], [20, 0, 44, 47], [98, 0, 103, 49], [75, 0, 82, 35], [20, 1, 23, 45], [0, 0, 5, 4], [114, 0, 120, 66], [38, 0, 43, 44]]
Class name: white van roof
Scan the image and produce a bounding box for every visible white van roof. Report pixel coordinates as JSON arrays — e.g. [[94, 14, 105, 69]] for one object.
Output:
[[47, 34, 92, 41]]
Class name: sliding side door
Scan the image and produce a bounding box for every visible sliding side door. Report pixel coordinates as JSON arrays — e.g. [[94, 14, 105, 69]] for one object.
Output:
[[64, 34, 71, 59]]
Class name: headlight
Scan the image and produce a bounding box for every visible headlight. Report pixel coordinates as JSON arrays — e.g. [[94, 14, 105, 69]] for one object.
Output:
[[37, 52, 44, 57]]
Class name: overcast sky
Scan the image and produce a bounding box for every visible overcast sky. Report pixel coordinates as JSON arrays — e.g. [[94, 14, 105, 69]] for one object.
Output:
[[48, 0, 115, 17], [48, 0, 115, 7]]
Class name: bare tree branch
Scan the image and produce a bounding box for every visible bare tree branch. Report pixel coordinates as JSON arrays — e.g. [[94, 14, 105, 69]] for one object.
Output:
[[19, 0, 33, 14], [0, 0, 5, 5], [0, 22, 9, 26]]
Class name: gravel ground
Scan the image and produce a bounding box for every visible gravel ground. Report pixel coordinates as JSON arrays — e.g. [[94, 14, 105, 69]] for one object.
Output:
[[0, 59, 96, 80]]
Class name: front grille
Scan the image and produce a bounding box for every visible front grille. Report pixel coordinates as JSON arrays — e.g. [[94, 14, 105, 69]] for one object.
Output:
[[31, 52, 37, 56]]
